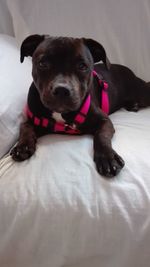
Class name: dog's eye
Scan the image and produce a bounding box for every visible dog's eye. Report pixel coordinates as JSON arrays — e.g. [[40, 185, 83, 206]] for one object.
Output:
[[38, 61, 49, 69], [77, 62, 88, 71]]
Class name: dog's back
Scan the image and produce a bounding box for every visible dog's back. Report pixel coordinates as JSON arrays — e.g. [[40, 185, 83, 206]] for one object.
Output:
[[95, 63, 150, 113]]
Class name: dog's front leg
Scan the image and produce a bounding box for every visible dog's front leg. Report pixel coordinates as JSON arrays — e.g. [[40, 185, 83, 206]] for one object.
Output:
[[93, 118, 124, 177], [11, 121, 37, 161]]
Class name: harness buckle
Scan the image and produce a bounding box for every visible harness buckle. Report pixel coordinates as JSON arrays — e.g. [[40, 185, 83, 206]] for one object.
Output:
[[64, 123, 76, 131]]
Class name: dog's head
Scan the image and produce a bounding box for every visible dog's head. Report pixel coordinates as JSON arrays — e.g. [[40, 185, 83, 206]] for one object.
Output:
[[21, 34, 110, 113]]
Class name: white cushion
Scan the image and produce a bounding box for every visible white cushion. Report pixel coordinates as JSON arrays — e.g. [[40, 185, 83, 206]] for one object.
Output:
[[0, 34, 32, 158]]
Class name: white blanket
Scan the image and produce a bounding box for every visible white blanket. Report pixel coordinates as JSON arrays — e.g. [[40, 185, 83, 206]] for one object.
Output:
[[0, 108, 150, 267]]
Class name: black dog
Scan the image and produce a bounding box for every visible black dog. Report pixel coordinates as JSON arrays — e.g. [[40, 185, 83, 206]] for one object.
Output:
[[11, 35, 150, 177]]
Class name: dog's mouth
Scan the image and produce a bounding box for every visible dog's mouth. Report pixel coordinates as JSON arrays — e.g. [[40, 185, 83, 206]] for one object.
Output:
[[39, 81, 87, 113], [41, 93, 82, 113]]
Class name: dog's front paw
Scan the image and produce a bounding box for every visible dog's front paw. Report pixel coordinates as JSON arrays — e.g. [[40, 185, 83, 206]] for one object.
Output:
[[94, 149, 125, 178], [10, 141, 36, 161]]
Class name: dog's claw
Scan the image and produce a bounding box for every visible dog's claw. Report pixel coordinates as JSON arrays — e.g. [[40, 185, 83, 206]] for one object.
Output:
[[94, 149, 125, 178], [11, 142, 36, 161]]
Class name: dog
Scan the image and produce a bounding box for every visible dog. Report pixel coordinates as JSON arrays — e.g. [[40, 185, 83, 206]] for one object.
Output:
[[10, 34, 150, 177]]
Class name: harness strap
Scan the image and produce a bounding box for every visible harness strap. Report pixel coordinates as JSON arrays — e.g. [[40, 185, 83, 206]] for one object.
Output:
[[101, 82, 109, 114], [26, 104, 82, 134], [26, 106, 49, 128], [92, 70, 109, 114], [74, 94, 91, 124], [54, 122, 80, 134], [54, 94, 91, 133]]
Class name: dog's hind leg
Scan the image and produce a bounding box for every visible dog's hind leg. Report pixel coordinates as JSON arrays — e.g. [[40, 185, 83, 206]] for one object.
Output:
[[135, 78, 150, 108], [124, 77, 150, 112], [124, 101, 140, 112]]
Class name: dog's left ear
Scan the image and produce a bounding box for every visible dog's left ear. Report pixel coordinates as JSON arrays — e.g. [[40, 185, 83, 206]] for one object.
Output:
[[83, 38, 111, 70]]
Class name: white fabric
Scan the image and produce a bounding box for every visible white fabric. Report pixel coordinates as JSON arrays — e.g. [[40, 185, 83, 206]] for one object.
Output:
[[0, 34, 32, 158], [6, 0, 150, 81], [0, 108, 150, 267]]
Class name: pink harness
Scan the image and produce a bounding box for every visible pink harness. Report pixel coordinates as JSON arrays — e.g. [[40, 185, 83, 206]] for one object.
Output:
[[92, 70, 109, 114], [26, 70, 109, 134]]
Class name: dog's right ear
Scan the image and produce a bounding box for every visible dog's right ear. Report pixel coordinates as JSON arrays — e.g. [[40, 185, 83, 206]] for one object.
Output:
[[20, 34, 47, 63]]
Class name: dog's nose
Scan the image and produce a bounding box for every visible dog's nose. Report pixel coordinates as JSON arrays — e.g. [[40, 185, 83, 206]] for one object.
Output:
[[52, 86, 71, 97]]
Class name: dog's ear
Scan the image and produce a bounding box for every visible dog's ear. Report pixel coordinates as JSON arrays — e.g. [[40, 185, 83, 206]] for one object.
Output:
[[20, 34, 47, 63], [83, 38, 111, 70]]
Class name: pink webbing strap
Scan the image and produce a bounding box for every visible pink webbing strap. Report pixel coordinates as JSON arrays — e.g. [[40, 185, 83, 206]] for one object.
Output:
[[92, 70, 109, 114], [54, 122, 80, 134], [54, 94, 91, 134], [101, 82, 109, 114], [25, 105, 49, 127], [25, 105, 80, 134], [74, 94, 91, 124], [54, 122, 64, 132], [92, 70, 98, 78]]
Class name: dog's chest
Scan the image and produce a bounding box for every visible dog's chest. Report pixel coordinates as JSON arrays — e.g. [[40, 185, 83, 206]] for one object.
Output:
[[52, 112, 65, 123], [51, 112, 77, 131]]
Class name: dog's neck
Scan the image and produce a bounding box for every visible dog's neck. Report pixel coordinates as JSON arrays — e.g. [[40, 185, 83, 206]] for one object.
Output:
[[51, 70, 109, 126], [51, 90, 90, 125]]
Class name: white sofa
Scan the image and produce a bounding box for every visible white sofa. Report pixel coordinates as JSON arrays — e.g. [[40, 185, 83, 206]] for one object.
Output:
[[0, 1, 150, 267]]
